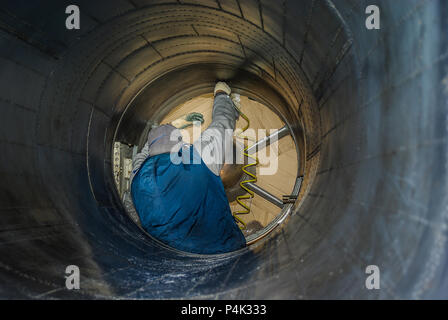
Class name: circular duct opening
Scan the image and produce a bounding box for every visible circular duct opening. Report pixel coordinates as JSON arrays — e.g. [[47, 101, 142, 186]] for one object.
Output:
[[102, 6, 315, 253], [114, 88, 299, 245], [1, 1, 447, 299]]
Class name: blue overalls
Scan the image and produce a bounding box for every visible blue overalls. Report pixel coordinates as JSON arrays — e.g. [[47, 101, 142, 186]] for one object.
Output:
[[131, 145, 246, 254]]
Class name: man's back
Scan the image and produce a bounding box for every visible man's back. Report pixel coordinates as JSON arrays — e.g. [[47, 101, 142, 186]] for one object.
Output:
[[131, 145, 246, 254]]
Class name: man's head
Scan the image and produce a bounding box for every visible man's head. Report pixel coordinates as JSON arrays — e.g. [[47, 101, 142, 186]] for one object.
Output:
[[147, 124, 183, 157]]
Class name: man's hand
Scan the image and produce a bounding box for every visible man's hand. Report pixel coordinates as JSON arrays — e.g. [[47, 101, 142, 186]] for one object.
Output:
[[214, 81, 231, 96]]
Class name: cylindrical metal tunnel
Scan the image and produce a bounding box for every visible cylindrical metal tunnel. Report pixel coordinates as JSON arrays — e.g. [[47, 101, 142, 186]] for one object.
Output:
[[0, 0, 447, 299]]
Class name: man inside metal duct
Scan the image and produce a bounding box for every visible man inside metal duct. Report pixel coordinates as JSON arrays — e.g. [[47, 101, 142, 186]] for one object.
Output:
[[128, 82, 246, 254]]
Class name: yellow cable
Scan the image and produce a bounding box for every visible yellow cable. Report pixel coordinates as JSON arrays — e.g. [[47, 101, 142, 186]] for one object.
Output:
[[233, 110, 259, 230]]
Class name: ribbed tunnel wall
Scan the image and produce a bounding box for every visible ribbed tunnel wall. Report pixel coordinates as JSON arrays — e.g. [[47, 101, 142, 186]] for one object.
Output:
[[0, 0, 447, 299]]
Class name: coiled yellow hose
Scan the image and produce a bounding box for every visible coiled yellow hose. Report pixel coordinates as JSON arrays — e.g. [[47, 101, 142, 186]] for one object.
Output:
[[233, 109, 259, 230]]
